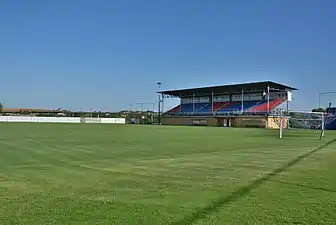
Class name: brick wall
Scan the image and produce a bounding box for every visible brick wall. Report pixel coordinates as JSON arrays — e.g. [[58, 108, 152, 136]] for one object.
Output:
[[162, 117, 218, 126]]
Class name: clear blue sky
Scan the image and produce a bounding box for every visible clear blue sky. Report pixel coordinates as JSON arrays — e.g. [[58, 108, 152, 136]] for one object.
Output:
[[1, 0, 335, 111]]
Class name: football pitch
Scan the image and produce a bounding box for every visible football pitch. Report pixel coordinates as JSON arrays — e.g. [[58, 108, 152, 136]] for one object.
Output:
[[0, 123, 335, 225]]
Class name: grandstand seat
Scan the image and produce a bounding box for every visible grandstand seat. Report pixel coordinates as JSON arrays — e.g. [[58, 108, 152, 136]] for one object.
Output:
[[213, 102, 223, 111], [167, 98, 285, 114], [214, 102, 233, 111], [195, 103, 208, 112], [241, 100, 260, 110], [169, 105, 181, 113], [325, 115, 336, 130], [218, 102, 242, 112], [249, 98, 284, 112], [196, 103, 212, 112], [216, 101, 255, 113], [327, 107, 336, 115], [180, 103, 193, 113]]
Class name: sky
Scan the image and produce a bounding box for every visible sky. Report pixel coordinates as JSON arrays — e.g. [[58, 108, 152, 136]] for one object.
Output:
[[1, 0, 336, 112]]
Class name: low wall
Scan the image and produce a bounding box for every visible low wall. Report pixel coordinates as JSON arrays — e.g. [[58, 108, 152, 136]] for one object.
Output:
[[162, 117, 218, 126], [233, 117, 268, 128], [162, 115, 284, 129], [0, 116, 125, 124]]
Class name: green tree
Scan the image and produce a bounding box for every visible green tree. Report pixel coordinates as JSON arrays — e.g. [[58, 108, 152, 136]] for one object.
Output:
[[312, 108, 326, 113]]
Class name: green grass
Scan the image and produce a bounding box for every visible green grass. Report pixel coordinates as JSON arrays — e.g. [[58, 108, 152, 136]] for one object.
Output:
[[0, 123, 335, 225]]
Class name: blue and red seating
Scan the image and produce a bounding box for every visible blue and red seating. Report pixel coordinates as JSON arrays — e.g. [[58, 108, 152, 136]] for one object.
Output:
[[167, 98, 285, 114], [325, 107, 336, 130], [248, 98, 284, 112]]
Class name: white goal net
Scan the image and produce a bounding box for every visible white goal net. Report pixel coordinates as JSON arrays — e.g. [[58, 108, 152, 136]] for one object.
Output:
[[277, 111, 325, 139]]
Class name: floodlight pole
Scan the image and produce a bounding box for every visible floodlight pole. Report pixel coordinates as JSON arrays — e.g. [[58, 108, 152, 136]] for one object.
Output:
[[241, 89, 244, 114], [158, 95, 161, 123], [192, 92, 195, 114], [162, 94, 165, 115], [157, 82, 162, 124], [267, 85, 270, 113], [211, 89, 214, 115], [321, 112, 325, 137], [179, 92, 182, 114]]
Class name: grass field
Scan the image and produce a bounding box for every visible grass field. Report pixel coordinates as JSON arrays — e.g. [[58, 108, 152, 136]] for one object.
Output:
[[0, 123, 335, 225]]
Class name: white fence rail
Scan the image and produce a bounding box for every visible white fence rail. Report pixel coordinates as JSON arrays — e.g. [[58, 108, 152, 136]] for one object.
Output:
[[0, 116, 125, 124]]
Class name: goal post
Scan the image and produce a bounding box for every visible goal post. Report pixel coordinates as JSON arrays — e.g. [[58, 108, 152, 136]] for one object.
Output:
[[280, 112, 284, 139], [320, 112, 325, 139], [278, 110, 326, 139]]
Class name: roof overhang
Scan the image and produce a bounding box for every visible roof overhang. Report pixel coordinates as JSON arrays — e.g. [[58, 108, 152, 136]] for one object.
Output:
[[158, 81, 297, 98]]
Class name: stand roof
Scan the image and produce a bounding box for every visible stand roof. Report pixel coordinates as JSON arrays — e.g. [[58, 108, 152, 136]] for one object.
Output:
[[158, 81, 297, 98]]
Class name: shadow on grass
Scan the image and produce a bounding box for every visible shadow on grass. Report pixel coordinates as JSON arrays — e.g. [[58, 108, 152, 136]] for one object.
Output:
[[171, 138, 336, 225], [268, 180, 336, 193]]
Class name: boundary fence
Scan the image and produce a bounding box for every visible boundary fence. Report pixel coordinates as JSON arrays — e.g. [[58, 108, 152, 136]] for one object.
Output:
[[0, 116, 125, 124]]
